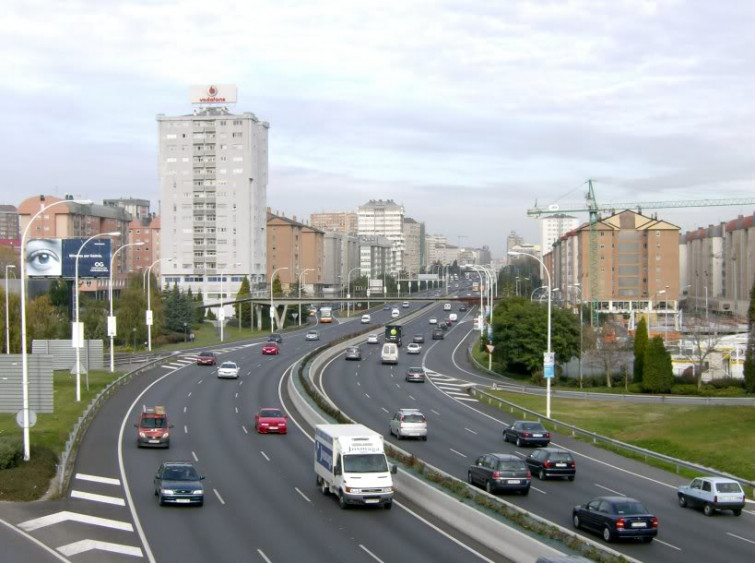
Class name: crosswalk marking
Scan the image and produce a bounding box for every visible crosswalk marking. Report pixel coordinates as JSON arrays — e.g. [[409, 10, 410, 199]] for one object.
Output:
[[71, 490, 125, 506], [19, 511, 133, 532], [57, 539, 143, 558], [75, 473, 120, 486]]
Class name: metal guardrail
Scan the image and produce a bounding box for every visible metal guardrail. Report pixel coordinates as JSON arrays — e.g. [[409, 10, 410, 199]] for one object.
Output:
[[470, 386, 755, 491]]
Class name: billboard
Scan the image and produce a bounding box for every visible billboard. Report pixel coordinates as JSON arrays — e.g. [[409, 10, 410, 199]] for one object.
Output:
[[418, 274, 439, 281], [369, 279, 384, 290], [25, 238, 111, 278], [190, 84, 238, 104]]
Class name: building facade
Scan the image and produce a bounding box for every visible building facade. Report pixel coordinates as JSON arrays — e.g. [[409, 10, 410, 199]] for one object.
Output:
[[321, 231, 360, 295], [358, 236, 393, 280], [310, 212, 358, 235], [129, 215, 161, 277], [357, 200, 404, 274], [267, 210, 324, 293], [402, 217, 424, 274], [157, 101, 269, 306], [541, 214, 579, 254], [0, 205, 19, 241]]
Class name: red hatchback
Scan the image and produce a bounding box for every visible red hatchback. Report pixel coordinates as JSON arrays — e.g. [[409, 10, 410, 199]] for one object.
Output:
[[196, 351, 217, 366], [254, 408, 288, 434], [262, 342, 279, 355]]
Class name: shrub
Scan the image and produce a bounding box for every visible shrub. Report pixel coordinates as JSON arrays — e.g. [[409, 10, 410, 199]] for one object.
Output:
[[707, 377, 744, 390], [671, 384, 700, 395], [0, 437, 23, 470]]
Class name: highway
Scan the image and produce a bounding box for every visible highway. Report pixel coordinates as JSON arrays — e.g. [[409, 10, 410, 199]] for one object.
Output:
[[318, 295, 755, 563]]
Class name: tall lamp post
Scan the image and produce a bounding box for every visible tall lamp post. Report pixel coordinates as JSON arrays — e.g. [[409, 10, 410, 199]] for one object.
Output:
[[20, 197, 91, 460], [75, 231, 121, 400], [145, 257, 172, 352], [569, 284, 583, 389], [270, 266, 289, 331], [510, 251, 553, 419], [219, 262, 242, 342], [346, 266, 360, 319], [108, 241, 144, 372], [5, 264, 15, 354], [298, 268, 313, 326], [649, 288, 667, 341]]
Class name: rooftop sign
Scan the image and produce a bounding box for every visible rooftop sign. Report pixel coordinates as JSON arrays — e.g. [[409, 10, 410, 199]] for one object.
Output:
[[190, 84, 237, 104]]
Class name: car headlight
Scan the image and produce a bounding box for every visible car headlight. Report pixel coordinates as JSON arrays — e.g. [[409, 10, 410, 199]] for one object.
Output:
[[192, 489, 204, 495], [139, 432, 147, 438], [161, 432, 170, 438], [161, 489, 176, 495], [344, 487, 361, 494]]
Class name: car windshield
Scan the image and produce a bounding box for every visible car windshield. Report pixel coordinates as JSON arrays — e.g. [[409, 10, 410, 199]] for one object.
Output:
[[716, 482, 742, 493], [613, 501, 649, 515], [402, 413, 424, 423], [221, 363, 236, 369], [521, 423, 545, 431], [165, 466, 199, 481], [260, 409, 283, 418], [343, 453, 388, 473], [548, 452, 572, 462], [497, 460, 525, 471], [141, 417, 166, 429], [199, 352, 213, 357]]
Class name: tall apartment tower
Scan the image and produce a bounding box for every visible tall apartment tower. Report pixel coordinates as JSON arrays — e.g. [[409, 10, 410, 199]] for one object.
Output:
[[157, 85, 269, 306], [357, 199, 405, 274], [541, 214, 579, 254], [402, 217, 425, 274]]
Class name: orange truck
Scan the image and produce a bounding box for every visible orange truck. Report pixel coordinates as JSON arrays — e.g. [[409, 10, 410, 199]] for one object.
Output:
[[135, 406, 173, 448]]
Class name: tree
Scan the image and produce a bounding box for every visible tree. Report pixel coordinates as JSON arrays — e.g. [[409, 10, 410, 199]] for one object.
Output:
[[48, 279, 70, 309], [642, 336, 673, 393], [194, 287, 206, 324], [677, 312, 729, 389], [81, 297, 108, 340], [235, 276, 252, 328], [116, 283, 147, 347], [633, 317, 648, 383], [0, 246, 19, 274], [0, 287, 20, 353], [596, 335, 631, 388], [26, 295, 65, 346], [744, 279, 755, 393]]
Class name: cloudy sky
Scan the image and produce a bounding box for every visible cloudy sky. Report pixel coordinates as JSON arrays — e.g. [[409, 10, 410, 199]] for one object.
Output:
[[3, 0, 753, 256]]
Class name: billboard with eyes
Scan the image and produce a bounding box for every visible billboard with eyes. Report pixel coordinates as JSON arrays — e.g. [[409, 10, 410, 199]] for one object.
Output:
[[25, 238, 112, 278]]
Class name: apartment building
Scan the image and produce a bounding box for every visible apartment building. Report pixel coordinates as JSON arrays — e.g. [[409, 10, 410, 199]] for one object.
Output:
[[104, 198, 151, 221], [310, 212, 358, 234], [267, 210, 324, 293], [402, 217, 424, 274], [357, 199, 404, 274], [541, 214, 579, 253], [129, 215, 161, 276], [321, 231, 360, 295], [358, 236, 393, 280], [158, 88, 268, 307], [0, 205, 19, 241]]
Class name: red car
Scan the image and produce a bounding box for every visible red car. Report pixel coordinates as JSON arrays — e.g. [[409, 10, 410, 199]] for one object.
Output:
[[261, 342, 279, 355], [254, 408, 288, 434], [196, 351, 217, 366]]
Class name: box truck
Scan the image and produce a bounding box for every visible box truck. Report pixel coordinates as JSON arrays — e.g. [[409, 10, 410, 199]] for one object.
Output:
[[315, 424, 397, 509]]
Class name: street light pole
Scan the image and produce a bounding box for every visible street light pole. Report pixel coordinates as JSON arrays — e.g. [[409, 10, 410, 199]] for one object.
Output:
[[19, 198, 91, 461], [346, 266, 360, 319], [298, 268, 313, 326], [270, 266, 289, 331], [75, 231, 121, 400], [108, 241, 144, 372], [145, 257, 172, 352], [219, 262, 242, 342], [570, 284, 583, 389], [5, 264, 15, 354], [510, 251, 552, 418]]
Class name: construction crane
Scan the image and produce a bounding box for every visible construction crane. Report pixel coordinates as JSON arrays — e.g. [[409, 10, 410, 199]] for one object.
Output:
[[527, 180, 755, 324]]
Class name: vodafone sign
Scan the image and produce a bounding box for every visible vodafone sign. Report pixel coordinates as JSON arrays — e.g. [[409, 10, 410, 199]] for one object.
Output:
[[190, 84, 238, 104]]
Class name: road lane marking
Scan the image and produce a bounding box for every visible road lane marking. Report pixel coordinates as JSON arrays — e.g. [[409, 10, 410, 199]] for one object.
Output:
[[381, 407, 389, 413], [261, 451, 270, 461], [188, 392, 192, 397], [57, 540, 143, 558], [197, 379, 203, 384], [727, 532, 755, 545], [359, 545, 383, 562], [240, 380, 244, 385], [594, 483, 624, 496], [191, 451, 198, 462], [530, 485, 547, 494], [365, 393, 371, 398], [295, 487, 311, 503], [408, 395, 416, 401], [213, 488, 225, 505], [184, 425, 188, 433], [449, 448, 467, 458], [235, 407, 239, 414], [257, 549, 272, 563], [357, 381, 361, 386], [0, 518, 69, 562], [235, 392, 238, 398], [654, 538, 682, 551], [464, 428, 477, 435], [75, 473, 120, 486], [183, 406, 187, 413], [431, 409, 440, 416], [19, 511, 133, 532], [395, 383, 400, 388], [71, 491, 125, 506], [242, 425, 248, 434]]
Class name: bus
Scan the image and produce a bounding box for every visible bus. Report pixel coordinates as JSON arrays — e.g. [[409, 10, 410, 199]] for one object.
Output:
[[319, 307, 333, 323]]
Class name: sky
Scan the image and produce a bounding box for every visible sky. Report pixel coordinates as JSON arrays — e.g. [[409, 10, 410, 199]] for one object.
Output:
[[2, 0, 754, 257]]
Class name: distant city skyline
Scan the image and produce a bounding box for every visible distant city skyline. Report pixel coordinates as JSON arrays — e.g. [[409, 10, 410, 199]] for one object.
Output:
[[3, 1, 753, 256]]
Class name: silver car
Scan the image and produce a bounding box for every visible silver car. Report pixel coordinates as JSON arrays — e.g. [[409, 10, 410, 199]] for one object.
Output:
[[389, 408, 427, 440], [305, 330, 320, 341], [217, 361, 239, 379]]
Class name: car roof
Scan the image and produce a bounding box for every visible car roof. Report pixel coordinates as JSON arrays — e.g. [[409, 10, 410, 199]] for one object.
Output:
[[398, 408, 422, 413], [221, 361, 237, 366], [488, 453, 521, 461], [592, 496, 641, 503], [700, 477, 740, 484], [163, 461, 195, 467], [199, 351, 214, 355]]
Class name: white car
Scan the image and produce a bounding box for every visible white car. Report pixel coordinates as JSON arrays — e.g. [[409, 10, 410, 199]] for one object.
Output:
[[406, 343, 422, 354], [443, 303, 452, 311], [367, 334, 379, 344], [305, 330, 320, 341], [217, 361, 240, 379], [402, 301, 410, 308], [391, 308, 400, 318], [428, 317, 438, 324], [361, 314, 371, 324]]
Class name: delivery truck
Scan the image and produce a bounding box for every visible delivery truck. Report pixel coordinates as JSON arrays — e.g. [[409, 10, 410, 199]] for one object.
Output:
[[315, 424, 397, 509]]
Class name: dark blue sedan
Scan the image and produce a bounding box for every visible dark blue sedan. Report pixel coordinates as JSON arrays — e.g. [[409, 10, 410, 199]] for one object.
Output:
[[572, 496, 658, 543]]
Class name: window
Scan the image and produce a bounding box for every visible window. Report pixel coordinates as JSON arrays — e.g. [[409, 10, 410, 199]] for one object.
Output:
[[232, 132, 243, 138]]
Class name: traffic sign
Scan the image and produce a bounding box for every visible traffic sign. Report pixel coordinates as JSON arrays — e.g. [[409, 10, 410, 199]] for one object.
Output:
[[485, 344, 495, 354], [16, 409, 37, 429]]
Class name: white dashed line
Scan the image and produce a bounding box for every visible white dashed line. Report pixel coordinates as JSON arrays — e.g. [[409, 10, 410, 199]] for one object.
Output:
[[235, 407, 238, 414], [530, 485, 547, 494], [235, 392, 238, 398], [183, 406, 187, 413], [727, 532, 755, 545], [294, 487, 311, 503], [184, 425, 188, 434], [360, 544, 383, 562], [70, 491, 125, 506], [381, 407, 389, 413], [75, 473, 120, 486], [188, 392, 192, 397], [192, 451, 198, 462], [464, 428, 477, 435], [213, 488, 225, 505], [431, 409, 441, 416], [257, 549, 272, 563], [654, 538, 682, 551], [408, 395, 416, 401], [261, 451, 270, 461], [365, 393, 371, 399], [594, 483, 625, 496], [242, 426, 248, 434], [197, 379, 203, 385], [449, 448, 467, 458]]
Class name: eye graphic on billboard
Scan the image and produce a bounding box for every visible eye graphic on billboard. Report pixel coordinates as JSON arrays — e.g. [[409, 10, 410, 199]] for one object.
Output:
[[25, 239, 63, 277], [25, 238, 112, 278]]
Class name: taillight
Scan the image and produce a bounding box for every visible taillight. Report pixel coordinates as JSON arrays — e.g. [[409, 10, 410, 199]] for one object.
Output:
[[570, 462, 576, 468], [651, 517, 659, 528], [544, 460, 551, 468], [714, 495, 718, 504], [526, 471, 531, 478], [492, 471, 501, 479], [615, 518, 625, 529], [545, 432, 551, 438], [523, 432, 531, 437]]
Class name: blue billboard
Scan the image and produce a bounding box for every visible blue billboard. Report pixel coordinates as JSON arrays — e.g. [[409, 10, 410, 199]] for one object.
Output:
[[61, 238, 112, 278]]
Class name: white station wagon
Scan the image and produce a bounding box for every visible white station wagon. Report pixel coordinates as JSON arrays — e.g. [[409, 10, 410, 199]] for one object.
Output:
[[677, 477, 746, 516]]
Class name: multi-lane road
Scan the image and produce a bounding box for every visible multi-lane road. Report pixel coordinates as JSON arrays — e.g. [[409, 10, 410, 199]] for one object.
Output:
[[2, 285, 753, 562]]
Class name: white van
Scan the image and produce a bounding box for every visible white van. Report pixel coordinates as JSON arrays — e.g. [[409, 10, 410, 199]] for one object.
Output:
[[448, 313, 458, 322], [381, 343, 399, 365], [361, 314, 371, 324], [443, 303, 452, 311]]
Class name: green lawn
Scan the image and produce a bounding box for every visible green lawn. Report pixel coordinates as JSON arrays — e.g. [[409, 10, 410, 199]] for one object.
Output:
[[486, 391, 755, 484]]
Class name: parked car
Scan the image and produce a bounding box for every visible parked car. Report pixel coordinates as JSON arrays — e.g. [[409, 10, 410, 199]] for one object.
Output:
[[153, 461, 205, 506], [254, 407, 288, 434], [428, 317, 438, 324], [503, 421, 551, 447], [412, 334, 425, 343], [367, 333, 379, 344], [405, 367, 426, 382], [431, 329, 445, 340], [406, 343, 422, 355], [217, 361, 240, 378], [344, 346, 362, 361], [572, 496, 658, 543], [389, 408, 427, 440], [361, 314, 371, 324], [305, 330, 320, 341], [677, 477, 746, 516], [468, 453, 531, 495], [267, 333, 283, 343], [196, 351, 217, 366], [525, 447, 576, 481], [261, 342, 280, 355]]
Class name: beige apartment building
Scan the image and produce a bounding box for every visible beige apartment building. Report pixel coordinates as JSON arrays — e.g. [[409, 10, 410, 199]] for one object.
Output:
[[267, 210, 324, 293], [310, 212, 357, 234]]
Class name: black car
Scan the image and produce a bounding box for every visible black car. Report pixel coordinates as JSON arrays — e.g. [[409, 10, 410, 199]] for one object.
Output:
[[525, 447, 576, 480], [468, 453, 530, 495], [154, 461, 205, 506], [268, 333, 283, 343], [572, 496, 658, 543], [431, 329, 445, 340], [439, 322, 449, 331], [503, 421, 551, 447], [344, 346, 362, 361], [459, 304, 468, 311], [412, 334, 425, 344]]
